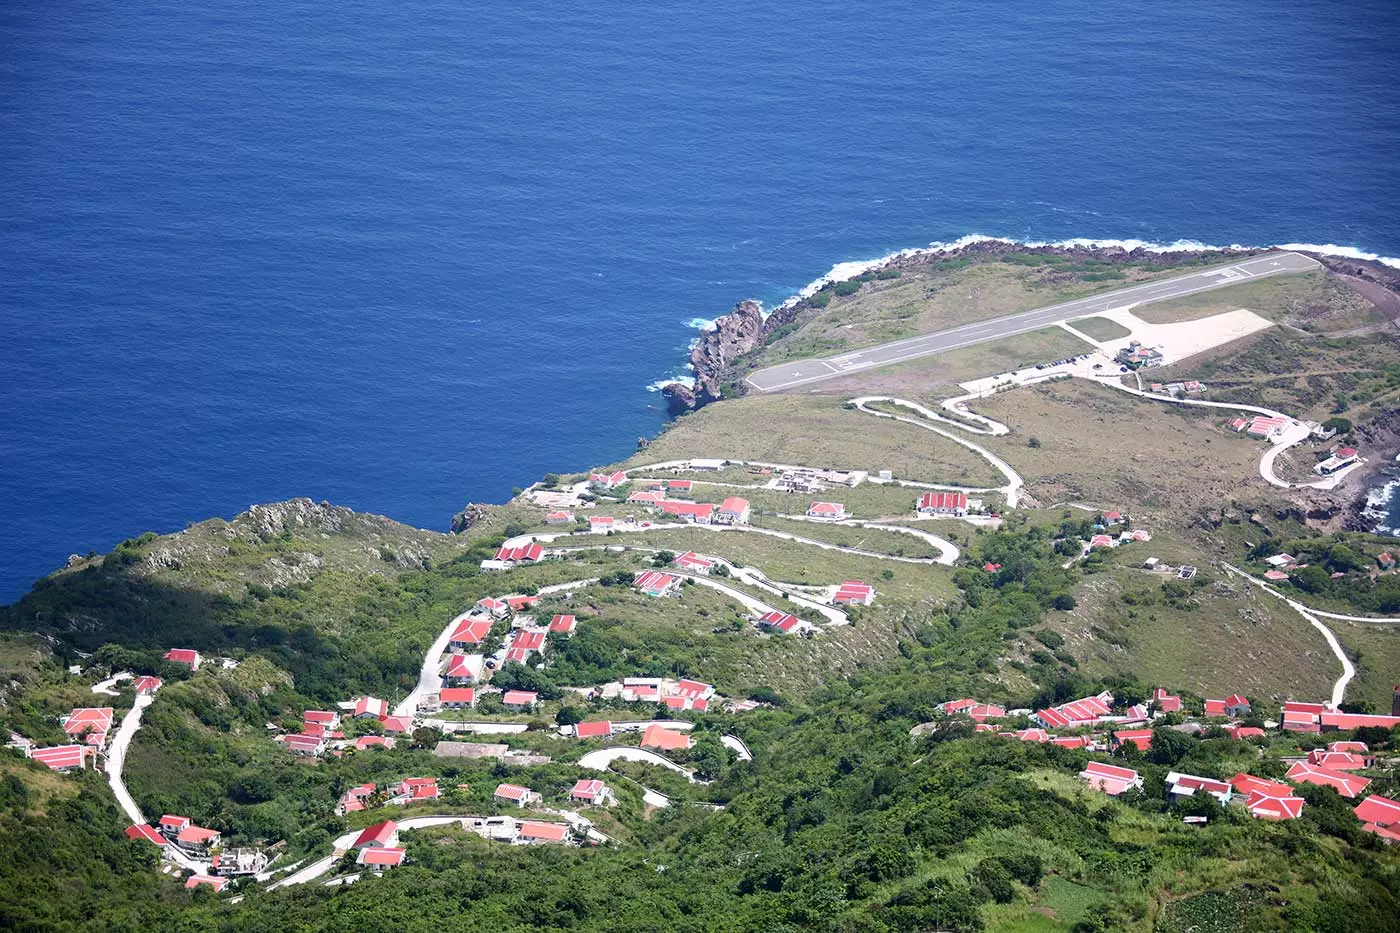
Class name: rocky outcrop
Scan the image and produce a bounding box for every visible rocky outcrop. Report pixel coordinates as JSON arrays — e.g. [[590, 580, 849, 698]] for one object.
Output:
[[451, 503, 492, 534]]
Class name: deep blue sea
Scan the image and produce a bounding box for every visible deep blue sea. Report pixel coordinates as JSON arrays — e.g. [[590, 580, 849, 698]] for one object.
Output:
[[2, 1, 1399, 600]]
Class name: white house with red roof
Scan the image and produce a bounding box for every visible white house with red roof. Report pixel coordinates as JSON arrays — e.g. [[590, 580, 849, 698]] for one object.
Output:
[[477, 597, 511, 619], [389, 777, 440, 805], [570, 778, 615, 806], [378, 715, 413, 735], [1355, 794, 1400, 843], [1150, 687, 1182, 714], [641, 723, 693, 752], [1308, 749, 1369, 771], [175, 824, 222, 855], [159, 814, 191, 837], [806, 501, 847, 521], [1088, 534, 1114, 549], [303, 710, 339, 728], [1222, 694, 1251, 717], [545, 510, 573, 525], [439, 687, 476, 709], [916, 491, 967, 516], [588, 470, 627, 490], [574, 720, 613, 739], [672, 551, 714, 574], [587, 515, 616, 533], [488, 541, 546, 568], [444, 653, 485, 684], [518, 821, 571, 845], [1079, 761, 1143, 796], [28, 744, 93, 772], [1111, 729, 1154, 752], [759, 609, 812, 636], [659, 500, 715, 524], [162, 648, 201, 669], [132, 675, 163, 696], [337, 783, 377, 815], [549, 614, 578, 635], [501, 690, 538, 710], [505, 595, 538, 613], [832, 581, 874, 606], [1319, 710, 1400, 731], [635, 570, 679, 597], [1280, 700, 1327, 733], [1166, 772, 1232, 804], [494, 782, 541, 806], [352, 819, 399, 849], [941, 699, 1008, 722], [1286, 761, 1370, 798], [63, 707, 114, 746], [450, 617, 494, 650], [628, 489, 666, 505], [278, 733, 326, 757], [359, 847, 407, 868], [1226, 725, 1267, 741], [715, 497, 751, 525], [355, 735, 395, 751], [673, 679, 715, 702], [1202, 699, 1227, 717], [352, 696, 389, 720], [1248, 793, 1305, 821]]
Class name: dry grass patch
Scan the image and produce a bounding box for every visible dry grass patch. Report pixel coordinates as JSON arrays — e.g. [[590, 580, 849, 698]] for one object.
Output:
[[1132, 270, 1385, 334]]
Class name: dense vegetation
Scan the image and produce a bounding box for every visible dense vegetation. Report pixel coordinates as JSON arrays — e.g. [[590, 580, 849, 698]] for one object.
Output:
[[1, 513, 1399, 932]]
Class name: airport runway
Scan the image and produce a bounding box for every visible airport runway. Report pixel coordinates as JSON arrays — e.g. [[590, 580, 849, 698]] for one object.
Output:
[[745, 251, 1319, 392]]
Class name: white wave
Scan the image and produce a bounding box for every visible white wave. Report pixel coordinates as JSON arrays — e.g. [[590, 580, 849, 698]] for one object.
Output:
[[684, 317, 718, 331], [1362, 478, 1400, 536], [646, 374, 695, 393], [760, 233, 1400, 318]]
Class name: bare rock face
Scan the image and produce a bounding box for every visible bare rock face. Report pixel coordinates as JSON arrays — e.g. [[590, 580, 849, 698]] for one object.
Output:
[[686, 299, 764, 406], [451, 503, 492, 534]]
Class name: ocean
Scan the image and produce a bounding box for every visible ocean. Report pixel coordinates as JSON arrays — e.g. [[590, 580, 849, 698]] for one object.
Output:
[[2, 1, 1399, 601]]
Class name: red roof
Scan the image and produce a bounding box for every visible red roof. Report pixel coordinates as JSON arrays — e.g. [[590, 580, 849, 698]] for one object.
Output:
[[1203, 699, 1226, 716], [1355, 794, 1400, 827], [379, 715, 412, 734], [640, 724, 692, 751], [571, 778, 607, 800], [719, 497, 750, 515], [808, 501, 843, 515], [505, 595, 538, 611], [359, 847, 406, 866], [450, 618, 493, 645], [519, 821, 569, 842], [353, 820, 398, 848], [1319, 711, 1400, 730], [675, 679, 712, 698], [1337, 447, 1358, 458], [1113, 729, 1154, 751], [1227, 726, 1267, 740], [917, 491, 968, 511], [125, 824, 167, 845], [1082, 760, 1139, 782], [64, 707, 115, 736], [355, 735, 394, 750], [495, 782, 533, 802], [760, 610, 802, 633], [1329, 740, 1369, 753], [588, 515, 615, 526], [303, 710, 338, 725], [502, 690, 537, 706], [1036, 692, 1113, 728], [163, 648, 199, 665], [1286, 761, 1370, 798], [513, 629, 547, 651], [659, 500, 715, 520], [445, 654, 482, 679], [575, 720, 612, 738], [132, 675, 163, 694], [495, 541, 545, 563], [833, 581, 874, 604], [185, 874, 228, 892], [1308, 749, 1367, 770], [1231, 774, 1292, 799], [673, 551, 714, 571], [354, 696, 388, 718], [160, 814, 190, 830], [439, 687, 476, 704], [1168, 772, 1232, 796], [549, 614, 578, 633], [1152, 688, 1182, 713], [635, 570, 678, 592], [1248, 792, 1304, 820], [28, 745, 89, 770], [1088, 534, 1113, 549], [177, 825, 221, 846]]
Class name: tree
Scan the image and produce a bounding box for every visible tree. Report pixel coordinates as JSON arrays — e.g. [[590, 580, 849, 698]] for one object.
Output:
[[1323, 416, 1353, 434], [1147, 726, 1194, 765], [555, 706, 582, 726], [1051, 594, 1077, 611]]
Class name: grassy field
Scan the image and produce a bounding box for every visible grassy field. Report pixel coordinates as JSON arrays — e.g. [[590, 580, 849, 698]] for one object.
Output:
[[809, 326, 1094, 398], [1050, 559, 1339, 702], [967, 379, 1268, 515], [1068, 316, 1131, 341], [622, 394, 1004, 487], [755, 253, 1238, 367], [1328, 619, 1400, 713], [1131, 269, 1385, 334]]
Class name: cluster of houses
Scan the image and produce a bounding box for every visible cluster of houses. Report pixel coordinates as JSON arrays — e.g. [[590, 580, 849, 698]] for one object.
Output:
[[1261, 549, 1388, 585], [276, 698, 408, 759], [350, 813, 580, 868], [916, 491, 968, 517], [766, 466, 866, 493], [15, 678, 164, 773], [337, 777, 441, 814]]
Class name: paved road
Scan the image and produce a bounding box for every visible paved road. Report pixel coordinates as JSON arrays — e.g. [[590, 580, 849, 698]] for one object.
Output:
[[747, 251, 1319, 392]]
